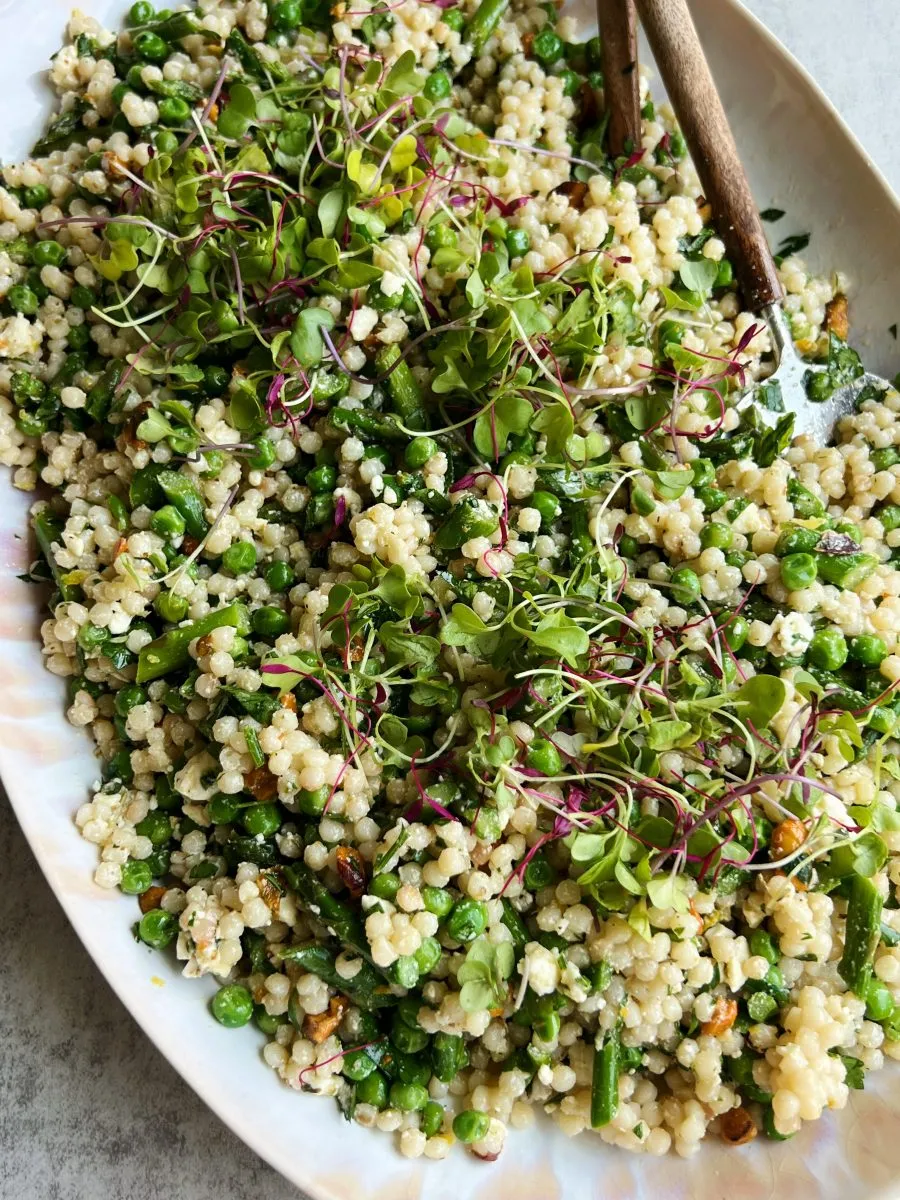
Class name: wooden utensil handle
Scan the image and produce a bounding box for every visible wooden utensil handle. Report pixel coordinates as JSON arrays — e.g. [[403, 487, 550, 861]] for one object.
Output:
[[634, 0, 783, 311], [597, 0, 641, 157]]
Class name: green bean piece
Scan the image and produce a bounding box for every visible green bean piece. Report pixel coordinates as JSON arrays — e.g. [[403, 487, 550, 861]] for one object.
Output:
[[33, 511, 80, 602], [839, 875, 883, 996], [433, 496, 499, 550], [466, 0, 509, 51], [590, 1026, 621, 1128], [500, 898, 529, 949], [375, 344, 426, 430], [283, 862, 374, 961], [276, 942, 395, 1009], [136, 601, 250, 682], [225, 28, 289, 81], [330, 406, 407, 442], [157, 470, 209, 540]]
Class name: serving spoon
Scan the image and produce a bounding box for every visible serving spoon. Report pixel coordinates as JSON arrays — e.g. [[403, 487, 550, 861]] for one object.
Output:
[[630, 0, 891, 442]]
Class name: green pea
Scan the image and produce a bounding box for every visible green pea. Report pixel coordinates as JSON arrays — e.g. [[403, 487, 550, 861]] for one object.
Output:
[[389, 955, 420, 989], [696, 485, 727, 512], [120, 859, 153, 895], [865, 978, 895, 1022], [297, 785, 329, 816], [746, 990, 778, 1022], [251, 605, 291, 637], [446, 898, 487, 943], [700, 522, 732, 550], [420, 1100, 444, 1137], [158, 96, 191, 126], [632, 486, 656, 516], [150, 504, 186, 538], [7, 284, 39, 315], [849, 634, 887, 668], [133, 30, 169, 61], [356, 1070, 389, 1108], [422, 885, 454, 917], [112, 82, 130, 108], [532, 28, 564, 64], [425, 222, 457, 252], [414, 935, 442, 977], [208, 793, 242, 824], [689, 458, 715, 488], [423, 69, 451, 102], [780, 552, 817, 591], [807, 627, 848, 671], [253, 1004, 283, 1035], [559, 68, 581, 97], [155, 590, 188, 623], [264, 560, 295, 592], [339, 1047, 379, 1082], [222, 539, 257, 575], [128, 0, 155, 23], [405, 436, 439, 468], [135, 809, 172, 847], [618, 533, 640, 558], [270, 0, 302, 29], [392, 1016, 429, 1053], [114, 682, 145, 716], [872, 447, 900, 472], [370, 871, 401, 900], [530, 490, 560, 525], [138, 908, 178, 949], [526, 737, 562, 776], [720, 612, 748, 652], [306, 463, 337, 493], [671, 566, 701, 605], [211, 984, 254, 1028], [869, 706, 896, 735], [748, 928, 779, 965], [202, 364, 230, 397], [363, 444, 393, 469], [523, 851, 554, 890], [453, 1109, 490, 1143], [32, 240, 66, 268], [151, 128, 178, 155], [22, 183, 51, 209], [389, 1082, 429, 1112], [66, 323, 92, 350], [70, 284, 96, 309], [442, 7, 465, 31], [505, 227, 531, 258], [878, 504, 900, 532], [241, 802, 282, 837]]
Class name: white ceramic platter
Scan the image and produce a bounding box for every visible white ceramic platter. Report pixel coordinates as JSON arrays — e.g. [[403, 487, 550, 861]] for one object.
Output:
[[4, 2, 900, 1197]]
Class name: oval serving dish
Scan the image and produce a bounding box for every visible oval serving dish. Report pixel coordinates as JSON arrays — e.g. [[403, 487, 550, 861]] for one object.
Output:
[[3, 1, 900, 1196]]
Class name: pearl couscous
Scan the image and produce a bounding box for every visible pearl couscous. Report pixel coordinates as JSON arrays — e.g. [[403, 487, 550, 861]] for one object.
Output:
[[8, 0, 900, 1166]]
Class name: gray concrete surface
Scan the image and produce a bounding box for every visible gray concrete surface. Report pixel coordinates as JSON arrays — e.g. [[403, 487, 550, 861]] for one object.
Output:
[[2, 2, 898, 1197]]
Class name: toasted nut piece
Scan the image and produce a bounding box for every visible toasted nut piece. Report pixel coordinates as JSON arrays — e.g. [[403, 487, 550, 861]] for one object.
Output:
[[335, 845, 367, 898], [280, 692, 297, 712], [771, 817, 806, 860], [824, 293, 850, 341], [719, 1105, 757, 1146], [244, 765, 278, 801], [195, 633, 215, 657], [258, 871, 284, 913], [701, 996, 738, 1037], [303, 994, 348, 1044], [139, 885, 167, 914], [552, 179, 589, 210]]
